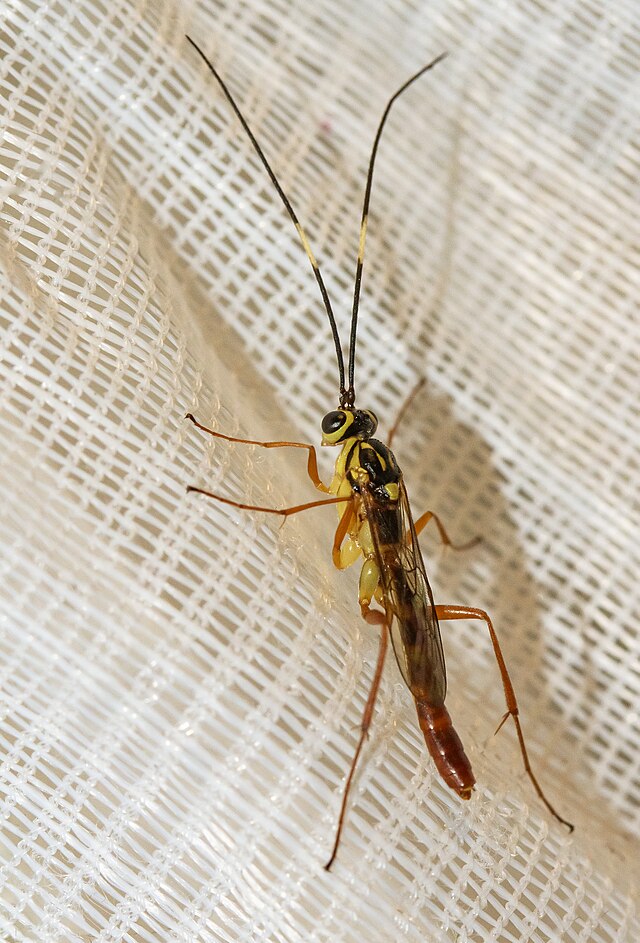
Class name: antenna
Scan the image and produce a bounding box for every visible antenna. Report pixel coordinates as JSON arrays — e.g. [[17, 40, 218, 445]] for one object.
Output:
[[186, 36, 347, 398], [345, 53, 447, 404]]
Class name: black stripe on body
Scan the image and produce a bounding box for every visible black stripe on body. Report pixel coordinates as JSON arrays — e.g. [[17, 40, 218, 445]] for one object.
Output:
[[345, 439, 401, 489]]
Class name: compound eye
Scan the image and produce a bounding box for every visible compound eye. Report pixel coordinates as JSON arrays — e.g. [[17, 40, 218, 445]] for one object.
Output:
[[321, 410, 346, 435]]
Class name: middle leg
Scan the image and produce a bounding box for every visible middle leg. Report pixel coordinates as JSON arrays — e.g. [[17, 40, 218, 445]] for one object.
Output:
[[414, 510, 481, 551], [324, 621, 388, 870]]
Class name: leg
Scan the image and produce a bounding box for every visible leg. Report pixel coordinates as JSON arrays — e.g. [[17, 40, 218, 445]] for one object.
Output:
[[414, 510, 481, 551], [435, 605, 574, 832], [332, 503, 360, 569], [187, 485, 351, 518], [387, 377, 425, 447], [358, 559, 386, 622], [324, 623, 389, 871], [186, 413, 330, 492]]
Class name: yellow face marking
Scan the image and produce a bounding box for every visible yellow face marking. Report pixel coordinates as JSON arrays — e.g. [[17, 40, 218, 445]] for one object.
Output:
[[295, 223, 318, 268], [357, 215, 368, 263]]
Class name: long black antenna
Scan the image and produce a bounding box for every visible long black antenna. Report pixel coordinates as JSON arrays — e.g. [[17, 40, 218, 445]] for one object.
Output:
[[345, 53, 447, 405], [186, 36, 347, 398]]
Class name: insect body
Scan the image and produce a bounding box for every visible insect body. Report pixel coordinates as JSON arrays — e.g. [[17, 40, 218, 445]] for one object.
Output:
[[185, 36, 573, 870], [324, 406, 475, 800]]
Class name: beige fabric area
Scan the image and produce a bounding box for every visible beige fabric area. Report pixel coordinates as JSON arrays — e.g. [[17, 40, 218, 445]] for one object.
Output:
[[1, 1, 638, 940]]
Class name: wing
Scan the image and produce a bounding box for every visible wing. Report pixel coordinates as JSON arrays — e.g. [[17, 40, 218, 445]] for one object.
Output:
[[363, 479, 447, 706]]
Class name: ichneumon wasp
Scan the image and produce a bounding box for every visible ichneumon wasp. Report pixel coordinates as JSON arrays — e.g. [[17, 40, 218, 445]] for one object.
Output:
[[184, 35, 574, 870]]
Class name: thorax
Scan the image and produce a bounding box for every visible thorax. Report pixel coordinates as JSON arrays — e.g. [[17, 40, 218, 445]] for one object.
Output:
[[329, 436, 402, 503]]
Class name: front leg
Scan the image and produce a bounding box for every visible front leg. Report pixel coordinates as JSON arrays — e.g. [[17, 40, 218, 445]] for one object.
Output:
[[186, 412, 330, 492]]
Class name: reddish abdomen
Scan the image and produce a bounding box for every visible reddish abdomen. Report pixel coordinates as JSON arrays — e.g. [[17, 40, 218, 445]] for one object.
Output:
[[416, 701, 475, 799]]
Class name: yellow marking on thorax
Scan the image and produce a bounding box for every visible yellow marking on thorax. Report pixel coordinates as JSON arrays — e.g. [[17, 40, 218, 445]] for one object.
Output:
[[329, 437, 359, 496], [329, 439, 377, 568]]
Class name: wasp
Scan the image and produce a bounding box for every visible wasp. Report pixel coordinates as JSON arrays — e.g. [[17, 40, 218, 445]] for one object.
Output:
[[185, 36, 574, 869]]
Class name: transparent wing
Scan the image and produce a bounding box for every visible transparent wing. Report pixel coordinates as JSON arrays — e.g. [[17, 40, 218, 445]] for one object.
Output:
[[363, 480, 447, 706]]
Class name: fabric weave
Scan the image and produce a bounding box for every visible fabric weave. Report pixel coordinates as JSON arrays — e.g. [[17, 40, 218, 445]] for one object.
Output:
[[0, 1, 638, 940]]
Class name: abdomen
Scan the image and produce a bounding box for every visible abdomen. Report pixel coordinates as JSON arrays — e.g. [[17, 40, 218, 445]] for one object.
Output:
[[416, 701, 475, 799]]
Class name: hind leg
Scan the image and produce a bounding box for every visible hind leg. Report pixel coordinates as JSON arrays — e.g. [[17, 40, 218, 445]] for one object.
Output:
[[436, 604, 573, 831]]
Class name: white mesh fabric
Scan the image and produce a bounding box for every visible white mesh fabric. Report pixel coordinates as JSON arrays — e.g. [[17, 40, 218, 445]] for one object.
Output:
[[0, 1, 638, 940]]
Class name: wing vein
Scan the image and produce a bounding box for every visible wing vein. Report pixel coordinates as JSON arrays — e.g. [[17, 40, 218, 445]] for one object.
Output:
[[362, 481, 447, 704]]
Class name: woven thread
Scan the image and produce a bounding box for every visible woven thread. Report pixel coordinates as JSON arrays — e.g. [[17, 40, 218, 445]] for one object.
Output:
[[0, 1, 638, 940]]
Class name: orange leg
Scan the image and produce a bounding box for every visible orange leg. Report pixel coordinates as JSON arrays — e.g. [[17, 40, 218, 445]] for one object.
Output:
[[186, 485, 351, 519], [435, 605, 574, 832], [186, 413, 330, 492], [324, 621, 389, 871], [332, 502, 357, 569], [414, 510, 481, 551]]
